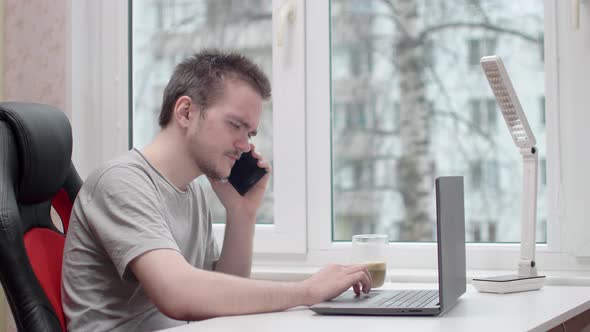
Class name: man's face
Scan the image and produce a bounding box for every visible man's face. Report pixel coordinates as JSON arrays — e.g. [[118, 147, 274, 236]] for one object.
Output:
[[186, 79, 263, 180]]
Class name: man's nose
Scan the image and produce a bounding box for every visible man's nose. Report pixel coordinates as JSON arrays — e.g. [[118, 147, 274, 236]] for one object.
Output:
[[235, 136, 251, 153]]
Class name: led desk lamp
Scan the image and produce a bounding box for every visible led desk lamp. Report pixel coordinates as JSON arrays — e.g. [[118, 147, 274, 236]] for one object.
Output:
[[472, 55, 546, 294]]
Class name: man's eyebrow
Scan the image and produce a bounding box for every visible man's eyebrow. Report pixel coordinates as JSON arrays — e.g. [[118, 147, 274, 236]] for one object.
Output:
[[228, 115, 257, 136]]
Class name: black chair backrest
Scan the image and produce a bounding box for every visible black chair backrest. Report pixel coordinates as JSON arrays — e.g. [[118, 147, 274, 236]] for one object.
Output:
[[0, 102, 82, 332]]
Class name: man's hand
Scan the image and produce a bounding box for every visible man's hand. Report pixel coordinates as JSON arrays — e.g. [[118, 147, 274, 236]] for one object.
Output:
[[297, 264, 373, 306], [209, 144, 270, 277], [209, 144, 271, 219]]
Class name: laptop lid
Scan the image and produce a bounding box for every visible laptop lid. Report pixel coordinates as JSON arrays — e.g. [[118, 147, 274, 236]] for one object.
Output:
[[436, 176, 466, 314]]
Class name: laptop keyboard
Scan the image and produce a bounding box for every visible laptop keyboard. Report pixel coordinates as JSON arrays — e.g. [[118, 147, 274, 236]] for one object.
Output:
[[373, 290, 439, 308]]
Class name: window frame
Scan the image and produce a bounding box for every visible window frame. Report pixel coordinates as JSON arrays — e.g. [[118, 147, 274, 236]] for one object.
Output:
[[68, 0, 130, 180], [69, 0, 590, 272]]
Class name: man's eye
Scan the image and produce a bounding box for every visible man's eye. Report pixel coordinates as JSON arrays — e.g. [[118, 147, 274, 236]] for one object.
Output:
[[229, 121, 241, 129]]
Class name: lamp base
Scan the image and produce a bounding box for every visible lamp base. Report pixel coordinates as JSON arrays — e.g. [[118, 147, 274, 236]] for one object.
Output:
[[472, 274, 546, 294]]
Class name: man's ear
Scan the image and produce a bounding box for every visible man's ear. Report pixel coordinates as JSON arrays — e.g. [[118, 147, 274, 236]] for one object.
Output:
[[173, 96, 194, 128]]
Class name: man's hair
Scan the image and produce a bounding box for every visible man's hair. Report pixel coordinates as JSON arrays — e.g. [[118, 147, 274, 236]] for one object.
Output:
[[159, 49, 272, 128]]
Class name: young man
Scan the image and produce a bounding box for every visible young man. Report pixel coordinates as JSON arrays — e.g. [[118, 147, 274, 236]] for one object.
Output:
[[62, 50, 372, 332]]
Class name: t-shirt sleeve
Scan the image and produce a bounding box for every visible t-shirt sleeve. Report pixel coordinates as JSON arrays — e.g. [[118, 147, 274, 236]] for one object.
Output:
[[80, 165, 180, 281]]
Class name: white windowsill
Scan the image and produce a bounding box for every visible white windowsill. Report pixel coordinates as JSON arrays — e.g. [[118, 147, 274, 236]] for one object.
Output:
[[251, 265, 590, 287]]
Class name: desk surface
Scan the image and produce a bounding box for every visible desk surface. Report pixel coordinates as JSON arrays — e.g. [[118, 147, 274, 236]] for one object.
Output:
[[160, 284, 590, 332]]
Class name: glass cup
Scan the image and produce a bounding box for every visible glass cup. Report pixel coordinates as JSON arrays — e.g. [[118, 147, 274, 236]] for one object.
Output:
[[351, 234, 389, 288]]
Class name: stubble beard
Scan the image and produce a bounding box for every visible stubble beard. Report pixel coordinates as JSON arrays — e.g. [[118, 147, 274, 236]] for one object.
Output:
[[188, 134, 229, 181], [196, 156, 228, 181]]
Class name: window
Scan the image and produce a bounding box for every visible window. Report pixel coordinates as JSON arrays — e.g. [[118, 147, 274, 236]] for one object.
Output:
[[470, 160, 483, 190], [539, 96, 546, 125], [484, 160, 499, 190], [329, 0, 545, 243], [470, 99, 482, 129], [486, 99, 497, 130], [468, 37, 497, 66], [469, 159, 499, 190], [345, 102, 367, 129], [469, 219, 498, 243], [348, 47, 373, 77], [72, 0, 590, 272], [470, 98, 497, 132], [334, 165, 355, 191], [540, 157, 547, 186]]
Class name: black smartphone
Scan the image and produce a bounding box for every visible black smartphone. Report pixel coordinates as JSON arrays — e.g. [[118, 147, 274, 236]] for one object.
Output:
[[228, 151, 268, 196]]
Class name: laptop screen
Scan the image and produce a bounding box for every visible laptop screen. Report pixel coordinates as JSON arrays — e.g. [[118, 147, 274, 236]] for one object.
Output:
[[436, 176, 466, 314]]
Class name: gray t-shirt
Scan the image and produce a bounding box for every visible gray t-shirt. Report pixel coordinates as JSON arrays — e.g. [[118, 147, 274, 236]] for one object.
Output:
[[62, 149, 220, 332]]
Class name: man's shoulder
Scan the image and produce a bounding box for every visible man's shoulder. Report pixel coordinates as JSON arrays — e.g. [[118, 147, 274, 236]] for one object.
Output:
[[82, 150, 154, 194]]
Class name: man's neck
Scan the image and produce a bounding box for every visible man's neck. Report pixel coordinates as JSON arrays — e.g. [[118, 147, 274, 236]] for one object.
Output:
[[140, 130, 202, 191]]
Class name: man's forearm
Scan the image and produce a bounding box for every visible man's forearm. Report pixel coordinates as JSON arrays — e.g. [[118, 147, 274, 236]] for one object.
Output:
[[214, 211, 256, 277], [133, 250, 372, 322], [171, 267, 309, 321]]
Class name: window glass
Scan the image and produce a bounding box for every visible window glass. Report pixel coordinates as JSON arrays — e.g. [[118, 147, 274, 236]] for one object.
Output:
[[330, 0, 545, 242], [131, 0, 274, 224]]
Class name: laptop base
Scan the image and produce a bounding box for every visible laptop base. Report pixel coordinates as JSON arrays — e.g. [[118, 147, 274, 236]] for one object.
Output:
[[310, 307, 441, 316], [310, 289, 441, 316]]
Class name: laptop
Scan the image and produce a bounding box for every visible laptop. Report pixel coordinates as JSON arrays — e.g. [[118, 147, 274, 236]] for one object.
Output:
[[311, 176, 466, 316]]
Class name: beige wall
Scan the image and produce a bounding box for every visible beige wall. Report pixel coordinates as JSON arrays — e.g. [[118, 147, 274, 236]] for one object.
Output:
[[3, 0, 67, 113], [1, 0, 68, 331]]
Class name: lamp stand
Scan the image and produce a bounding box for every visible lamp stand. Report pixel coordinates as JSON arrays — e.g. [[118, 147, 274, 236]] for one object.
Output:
[[472, 147, 545, 294]]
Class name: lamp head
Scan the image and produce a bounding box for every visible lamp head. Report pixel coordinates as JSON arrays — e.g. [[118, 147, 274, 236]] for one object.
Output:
[[480, 55, 536, 149]]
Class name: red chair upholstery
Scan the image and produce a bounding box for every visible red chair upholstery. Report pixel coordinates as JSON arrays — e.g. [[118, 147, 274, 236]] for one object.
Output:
[[0, 102, 82, 332]]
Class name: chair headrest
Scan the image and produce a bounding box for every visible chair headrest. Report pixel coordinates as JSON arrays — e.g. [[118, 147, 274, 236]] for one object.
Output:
[[0, 102, 73, 204]]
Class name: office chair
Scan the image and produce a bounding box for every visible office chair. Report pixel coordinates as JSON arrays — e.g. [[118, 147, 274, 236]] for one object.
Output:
[[0, 102, 82, 332]]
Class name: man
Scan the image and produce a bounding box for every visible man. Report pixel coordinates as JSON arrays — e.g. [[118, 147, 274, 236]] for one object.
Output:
[[62, 49, 372, 332]]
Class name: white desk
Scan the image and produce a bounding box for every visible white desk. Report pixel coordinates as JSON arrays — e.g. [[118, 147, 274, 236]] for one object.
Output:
[[160, 284, 590, 332]]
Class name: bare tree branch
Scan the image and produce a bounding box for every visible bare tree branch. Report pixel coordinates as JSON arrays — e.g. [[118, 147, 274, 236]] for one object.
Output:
[[419, 22, 541, 44]]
